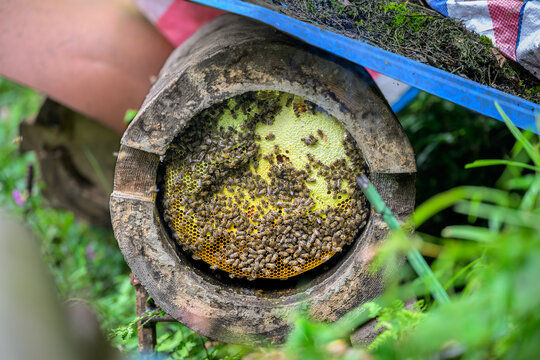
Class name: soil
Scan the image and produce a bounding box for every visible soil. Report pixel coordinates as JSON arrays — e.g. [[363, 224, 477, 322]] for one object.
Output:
[[249, 0, 540, 104]]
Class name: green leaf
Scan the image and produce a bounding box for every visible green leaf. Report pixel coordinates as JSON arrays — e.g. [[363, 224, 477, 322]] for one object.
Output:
[[520, 175, 540, 210], [495, 102, 540, 167], [441, 225, 496, 242], [465, 159, 540, 172], [410, 186, 510, 229], [454, 201, 540, 229], [503, 174, 536, 190], [124, 109, 138, 125], [178, 341, 195, 359]]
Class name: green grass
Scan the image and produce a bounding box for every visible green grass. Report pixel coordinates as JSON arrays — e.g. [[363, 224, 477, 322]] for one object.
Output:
[[0, 77, 237, 358], [247, 103, 540, 360], [2, 76, 539, 359], [0, 78, 138, 353]]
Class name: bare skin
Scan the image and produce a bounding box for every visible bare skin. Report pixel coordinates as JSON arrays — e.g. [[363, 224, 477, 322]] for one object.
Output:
[[0, 0, 174, 133]]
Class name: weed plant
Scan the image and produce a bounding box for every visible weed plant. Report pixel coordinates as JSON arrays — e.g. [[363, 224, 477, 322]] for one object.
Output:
[[1, 76, 538, 358], [0, 78, 231, 359], [242, 105, 540, 359], [0, 78, 138, 351]]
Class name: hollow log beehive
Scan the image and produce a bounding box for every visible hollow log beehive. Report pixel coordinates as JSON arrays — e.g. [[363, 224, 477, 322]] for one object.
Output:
[[110, 15, 416, 344]]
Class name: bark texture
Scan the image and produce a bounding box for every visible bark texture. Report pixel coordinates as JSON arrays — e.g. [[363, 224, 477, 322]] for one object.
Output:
[[111, 15, 416, 345]]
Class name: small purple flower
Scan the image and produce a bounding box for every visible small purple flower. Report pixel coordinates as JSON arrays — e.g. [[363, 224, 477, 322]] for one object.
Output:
[[85, 245, 96, 261], [12, 189, 25, 206]]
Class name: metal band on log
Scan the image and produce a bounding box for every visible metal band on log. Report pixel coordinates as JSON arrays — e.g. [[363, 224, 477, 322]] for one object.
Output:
[[110, 15, 416, 344]]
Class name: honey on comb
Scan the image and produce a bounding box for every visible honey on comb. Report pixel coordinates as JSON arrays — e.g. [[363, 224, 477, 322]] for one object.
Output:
[[160, 91, 369, 280]]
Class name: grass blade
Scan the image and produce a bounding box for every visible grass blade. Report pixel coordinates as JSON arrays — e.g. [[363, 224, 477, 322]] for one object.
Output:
[[454, 201, 540, 229], [495, 102, 540, 167], [441, 225, 496, 242], [357, 175, 450, 305], [465, 159, 540, 172], [411, 187, 510, 229], [82, 146, 112, 195]]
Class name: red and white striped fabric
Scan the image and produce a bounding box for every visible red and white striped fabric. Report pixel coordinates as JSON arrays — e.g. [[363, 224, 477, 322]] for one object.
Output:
[[133, 0, 417, 111], [428, 0, 540, 79]]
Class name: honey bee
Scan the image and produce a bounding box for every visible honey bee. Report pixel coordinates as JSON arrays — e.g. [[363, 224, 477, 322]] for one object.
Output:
[[265, 133, 276, 141], [286, 97, 293, 107], [163, 198, 172, 208], [293, 102, 307, 117], [301, 134, 318, 146], [157, 92, 372, 282]]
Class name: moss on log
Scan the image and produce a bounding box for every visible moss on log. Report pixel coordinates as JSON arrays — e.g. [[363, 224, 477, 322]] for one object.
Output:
[[251, 0, 539, 103]]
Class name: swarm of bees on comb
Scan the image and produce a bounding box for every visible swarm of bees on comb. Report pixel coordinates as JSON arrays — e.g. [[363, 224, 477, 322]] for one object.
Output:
[[160, 91, 369, 280]]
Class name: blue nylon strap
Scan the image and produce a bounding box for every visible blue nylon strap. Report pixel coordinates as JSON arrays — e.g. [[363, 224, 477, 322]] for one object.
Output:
[[190, 0, 540, 132], [427, 0, 449, 17]]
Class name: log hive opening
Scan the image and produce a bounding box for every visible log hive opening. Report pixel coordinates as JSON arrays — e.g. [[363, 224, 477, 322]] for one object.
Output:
[[159, 90, 369, 280], [110, 14, 416, 344]]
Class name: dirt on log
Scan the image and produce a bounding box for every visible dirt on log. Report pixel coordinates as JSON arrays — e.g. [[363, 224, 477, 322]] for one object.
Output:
[[111, 15, 416, 345]]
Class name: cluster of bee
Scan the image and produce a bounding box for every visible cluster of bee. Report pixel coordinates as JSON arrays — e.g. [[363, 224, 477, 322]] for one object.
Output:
[[160, 91, 369, 280], [301, 133, 319, 146], [292, 98, 319, 118]]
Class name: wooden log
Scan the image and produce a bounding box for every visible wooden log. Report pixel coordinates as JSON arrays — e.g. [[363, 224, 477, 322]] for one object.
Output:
[[20, 99, 120, 227], [110, 14, 416, 345]]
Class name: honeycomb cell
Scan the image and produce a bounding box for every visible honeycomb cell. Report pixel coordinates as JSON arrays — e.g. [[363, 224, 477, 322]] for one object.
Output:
[[160, 91, 369, 280]]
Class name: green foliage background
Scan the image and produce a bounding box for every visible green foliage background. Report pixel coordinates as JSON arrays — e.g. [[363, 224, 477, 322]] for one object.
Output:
[[1, 76, 539, 359], [0, 78, 137, 352]]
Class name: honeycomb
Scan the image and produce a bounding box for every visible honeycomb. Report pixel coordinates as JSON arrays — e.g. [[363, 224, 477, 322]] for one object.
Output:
[[160, 91, 369, 280]]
